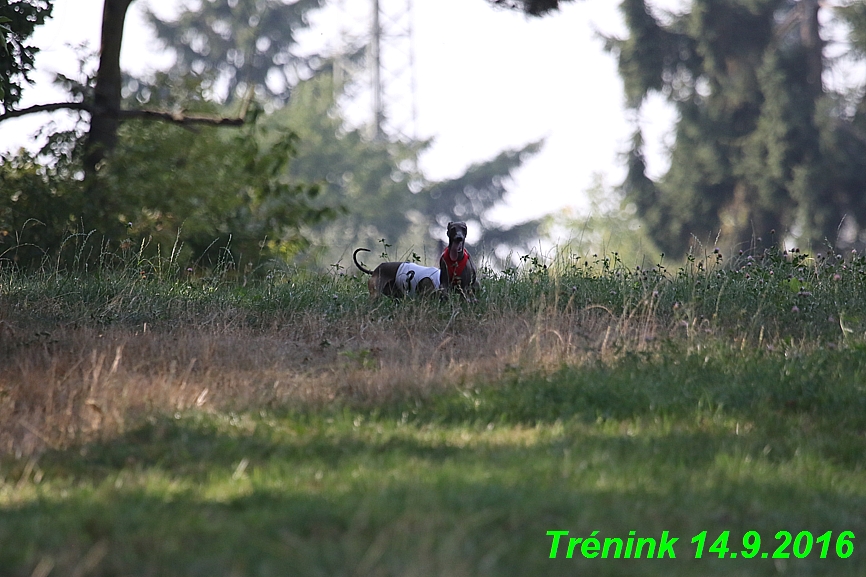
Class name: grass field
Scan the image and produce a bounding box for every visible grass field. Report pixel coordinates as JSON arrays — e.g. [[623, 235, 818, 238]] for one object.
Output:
[[1, 245, 865, 576]]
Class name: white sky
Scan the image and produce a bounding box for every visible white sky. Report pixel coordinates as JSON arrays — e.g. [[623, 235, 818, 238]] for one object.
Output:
[[0, 0, 687, 233]]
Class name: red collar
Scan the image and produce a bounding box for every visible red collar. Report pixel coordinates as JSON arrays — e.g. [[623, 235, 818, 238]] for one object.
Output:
[[442, 247, 469, 284]]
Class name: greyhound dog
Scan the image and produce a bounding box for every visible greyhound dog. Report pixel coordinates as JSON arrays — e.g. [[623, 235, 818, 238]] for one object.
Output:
[[352, 222, 479, 299], [439, 221, 480, 299], [352, 249, 441, 299]]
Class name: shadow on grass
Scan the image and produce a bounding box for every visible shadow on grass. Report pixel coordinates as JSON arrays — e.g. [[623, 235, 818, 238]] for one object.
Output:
[[3, 344, 866, 576], [38, 414, 464, 482], [32, 407, 863, 485], [2, 480, 864, 577], [410, 345, 866, 429], [3, 407, 865, 577]]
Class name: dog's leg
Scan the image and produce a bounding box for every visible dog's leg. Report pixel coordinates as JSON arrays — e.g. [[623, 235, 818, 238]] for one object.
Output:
[[376, 262, 403, 298], [368, 272, 380, 299], [417, 277, 435, 296], [462, 260, 480, 299]]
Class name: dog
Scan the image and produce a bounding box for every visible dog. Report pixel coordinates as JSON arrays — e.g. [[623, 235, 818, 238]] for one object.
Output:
[[439, 221, 480, 299], [352, 221, 480, 300], [353, 248, 441, 299]]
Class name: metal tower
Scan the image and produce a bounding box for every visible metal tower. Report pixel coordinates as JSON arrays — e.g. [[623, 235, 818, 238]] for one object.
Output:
[[329, 0, 418, 143], [368, 0, 418, 142]]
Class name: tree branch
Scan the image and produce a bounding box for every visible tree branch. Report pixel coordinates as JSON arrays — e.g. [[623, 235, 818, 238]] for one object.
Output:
[[0, 101, 245, 127], [116, 109, 245, 127], [0, 101, 91, 121]]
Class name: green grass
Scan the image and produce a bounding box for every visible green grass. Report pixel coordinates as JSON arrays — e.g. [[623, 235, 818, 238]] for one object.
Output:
[[2, 246, 866, 575], [3, 346, 865, 576]]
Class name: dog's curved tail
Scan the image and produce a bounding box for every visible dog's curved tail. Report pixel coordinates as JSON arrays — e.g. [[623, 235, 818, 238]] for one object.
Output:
[[352, 248, 375, 275]]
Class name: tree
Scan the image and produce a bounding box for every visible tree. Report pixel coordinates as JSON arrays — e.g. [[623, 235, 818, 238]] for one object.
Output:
[[548, 174, 662, 266], [85, 0, 134, 173], [488, 0, 573, 17], [839, 1, 866, 124], [422, 141, 544, 255], [0, 0, 53, 112], [842, 1, 866, 56], [270, 73, 424, 259], [492, 0, 866, 256], [1, 99, 333, 266], [605, 0, 866, 256], [145, 0, 327, 107], [143, 1, 547, 266], [271, 73, 544, 267], [0, 0, 245, 178], [0, 1, 334, 266]]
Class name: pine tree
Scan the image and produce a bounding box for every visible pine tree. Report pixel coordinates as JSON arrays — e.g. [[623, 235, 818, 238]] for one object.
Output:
[[145, 3, 546, 263], [606, 0, 866, 256], [271, 73, 543, 265], [146, 0, 326, 106]]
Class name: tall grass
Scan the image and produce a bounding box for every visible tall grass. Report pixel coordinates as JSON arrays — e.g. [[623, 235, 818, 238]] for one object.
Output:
[[2, 241, 866, 576], [2, 241, 865, 454]]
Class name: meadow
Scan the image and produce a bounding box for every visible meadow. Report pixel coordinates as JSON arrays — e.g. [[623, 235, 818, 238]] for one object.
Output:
[[1, 241, 865, 576]]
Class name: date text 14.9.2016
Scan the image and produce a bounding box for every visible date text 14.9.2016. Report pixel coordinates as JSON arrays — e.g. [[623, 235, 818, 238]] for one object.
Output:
[[546, 530, 855, 560]]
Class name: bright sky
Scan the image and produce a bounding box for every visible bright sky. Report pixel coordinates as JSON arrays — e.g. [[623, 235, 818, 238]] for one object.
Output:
[[1, 0, 680, 234]]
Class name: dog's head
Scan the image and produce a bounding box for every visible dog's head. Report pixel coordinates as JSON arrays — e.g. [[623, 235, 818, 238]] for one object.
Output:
[[446, 221, 468, 259]]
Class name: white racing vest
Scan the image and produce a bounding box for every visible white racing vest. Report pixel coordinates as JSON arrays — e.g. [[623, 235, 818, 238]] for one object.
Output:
[[395, 263, 441, 294]]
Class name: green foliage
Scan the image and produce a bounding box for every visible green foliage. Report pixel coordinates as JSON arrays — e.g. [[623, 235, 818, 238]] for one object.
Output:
[[143, 0, 547, 266], [607, 0, 866, 258], [839, 0, 866, 57], [268, 73, 545, 267], [424, 140, 544, 245], [608, 0, 695, 107], [0, 1, 53, 113], [5, 59, 538, 272], [145, 0, 326, 106], [269, 74, 426, 261], [102, 112, 335, 261], [0, 109, 335, 268], [2, 1, 346, 269], [0, 132, 91, 264], [549, 174, 662, 267]]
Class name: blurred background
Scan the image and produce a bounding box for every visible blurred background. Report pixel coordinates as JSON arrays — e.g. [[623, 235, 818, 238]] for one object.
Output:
[[1, 0, 865, 271]]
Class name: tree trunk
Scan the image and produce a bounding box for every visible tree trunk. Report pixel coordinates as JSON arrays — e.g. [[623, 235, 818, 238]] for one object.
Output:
[[84, 0, 134, 176], [800, 0, 823, 97]]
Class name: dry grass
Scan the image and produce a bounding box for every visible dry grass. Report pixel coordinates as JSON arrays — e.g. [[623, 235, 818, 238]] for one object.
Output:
[[4, 257, 866, 577], [0, 299, 659, 457], [5, 242, 856, 458]]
